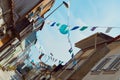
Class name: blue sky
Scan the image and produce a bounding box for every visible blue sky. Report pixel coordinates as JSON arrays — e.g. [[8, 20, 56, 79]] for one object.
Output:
[[29, 0, 120, 66]]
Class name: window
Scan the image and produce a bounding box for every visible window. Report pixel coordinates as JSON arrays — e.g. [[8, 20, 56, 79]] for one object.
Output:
[[91, 55, 120, 74], [103, 56, 120, 71], [91, 58, 111, 72]]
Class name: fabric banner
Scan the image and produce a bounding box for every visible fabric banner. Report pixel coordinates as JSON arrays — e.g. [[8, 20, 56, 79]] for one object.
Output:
[[71, 53, 74, 58], [69, 47, 73, 54], [80, 26, 88, 31], [48, 21, 118, 34], [72, 59, 77, 65], [39, 53, 44, 59], [91, 26, 97, 31], [31, 60, 36, 66], [50, 53, 53, 56], [71, 26, 80, 31], [105, 27, 112, 33], [59, 60, 64, 64], [56, 23, 60, 26], [50, 22, 56, 27]]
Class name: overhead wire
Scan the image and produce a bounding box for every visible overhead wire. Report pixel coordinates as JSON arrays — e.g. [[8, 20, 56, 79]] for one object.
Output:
[[66, 0, 74, 55]]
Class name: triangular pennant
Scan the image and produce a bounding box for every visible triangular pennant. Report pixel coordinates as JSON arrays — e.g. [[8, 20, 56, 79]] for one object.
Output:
[[31, 62, 36, 66], [31, 60, 36, 66], [56, 23, 60, 26], [91, 26, 97, 31], [50, 53, 53, 56], [31, 60, 34, 63], [39, 53, 44, 59], [50, 22, 56, 27], [69, 48, 73, 54], [70, 26, 80, 31], [80, 26, 88, 31], [63, 1, 69, 8], [55, 59, 58, 62], [71, 53, 74, 58], [72, 59, 77, 65], [59, 60, 63, 64], [105, 27, 112, 33]]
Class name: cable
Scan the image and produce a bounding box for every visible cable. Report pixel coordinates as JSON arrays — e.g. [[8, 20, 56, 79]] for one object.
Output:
[[66, 0, 74, 55]]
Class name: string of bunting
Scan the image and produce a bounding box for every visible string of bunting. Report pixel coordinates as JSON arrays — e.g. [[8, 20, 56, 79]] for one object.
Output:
[[35, 45, 64, 64], [48, 21, 120, 34], [26, 40, 64, 65], [66, 0, 76, 66], [46, 21, 75, 63], [48, 21, 120, 65], [49, 22, 78, 65]]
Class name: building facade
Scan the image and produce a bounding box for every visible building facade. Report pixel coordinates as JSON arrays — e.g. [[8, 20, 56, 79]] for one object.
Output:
[[0, 0, 55, 69], [51, 33, 118, 80], [83, 35, 120, 80], [0, 0, 55, 50]]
